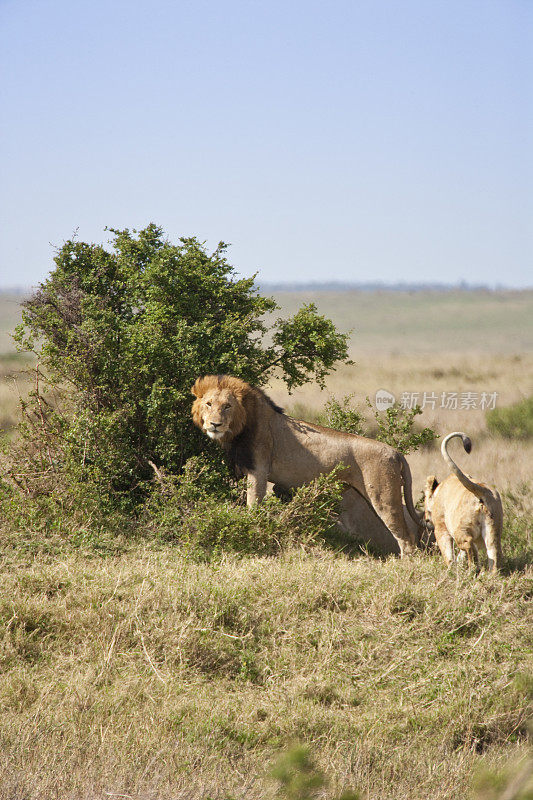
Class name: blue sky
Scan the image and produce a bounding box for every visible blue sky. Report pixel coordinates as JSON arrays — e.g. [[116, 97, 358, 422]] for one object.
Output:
[[1, 0, 531, 288]]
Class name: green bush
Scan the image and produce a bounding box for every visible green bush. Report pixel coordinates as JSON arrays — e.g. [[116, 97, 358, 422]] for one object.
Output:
[[486, 396, 533, 440], [9, 224, 350, 513], [318, 395, 436, 454], [144, 458, 345, 559]]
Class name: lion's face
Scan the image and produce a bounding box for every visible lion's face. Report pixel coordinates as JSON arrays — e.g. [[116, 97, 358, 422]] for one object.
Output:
[[191, 377, 248, 443], [197, 388, 240, 441]]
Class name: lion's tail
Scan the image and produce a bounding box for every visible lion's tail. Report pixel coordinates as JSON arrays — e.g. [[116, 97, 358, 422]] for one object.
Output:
[[400, 454, 424, 529], [441, 432, 492, 504]]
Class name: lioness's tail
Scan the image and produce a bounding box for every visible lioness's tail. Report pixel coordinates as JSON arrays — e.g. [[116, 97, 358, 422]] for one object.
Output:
[[441, 432, 493, 504], [400, 454, 424, 529]]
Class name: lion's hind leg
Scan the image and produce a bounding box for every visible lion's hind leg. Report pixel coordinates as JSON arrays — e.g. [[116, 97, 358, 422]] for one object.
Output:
[[345, 456, 416, 557], [366, 489, 417, 557]]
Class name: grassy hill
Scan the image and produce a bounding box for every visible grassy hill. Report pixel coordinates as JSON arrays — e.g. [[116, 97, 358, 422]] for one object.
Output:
[[0, 536, 531, 799]]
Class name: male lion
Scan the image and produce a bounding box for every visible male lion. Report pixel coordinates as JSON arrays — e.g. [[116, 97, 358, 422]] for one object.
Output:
[[191, 375, 422, 557], [424, 431, 503, 571]]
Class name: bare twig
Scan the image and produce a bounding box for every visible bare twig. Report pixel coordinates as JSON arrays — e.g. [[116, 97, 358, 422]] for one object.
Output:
[[148, 460, 165, 485]]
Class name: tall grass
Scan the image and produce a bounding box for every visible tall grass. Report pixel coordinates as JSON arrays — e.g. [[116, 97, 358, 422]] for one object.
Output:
[[0, 533, 530, 799]]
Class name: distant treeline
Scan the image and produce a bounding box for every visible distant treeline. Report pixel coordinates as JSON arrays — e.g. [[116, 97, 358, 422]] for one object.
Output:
[[258, 281, 524, 293], [1, 282, 531, 298]]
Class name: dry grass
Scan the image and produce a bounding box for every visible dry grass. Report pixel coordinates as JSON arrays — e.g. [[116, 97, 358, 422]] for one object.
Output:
[[0, 545, 530, 800], [0, 355, 33, 436]]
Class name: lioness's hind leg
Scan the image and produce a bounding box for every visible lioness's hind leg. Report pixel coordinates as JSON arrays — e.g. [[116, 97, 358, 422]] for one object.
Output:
[[433, 523, 454, 565], [481, 518, 502, 572], [461, 541, 480, 571], [485, 542, 501, 573]]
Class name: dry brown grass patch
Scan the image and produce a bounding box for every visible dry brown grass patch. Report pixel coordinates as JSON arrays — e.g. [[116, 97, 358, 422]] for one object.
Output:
[[0, 546, 530, 799]]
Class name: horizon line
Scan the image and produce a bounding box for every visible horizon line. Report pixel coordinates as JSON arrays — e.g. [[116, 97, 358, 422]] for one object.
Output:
[[1, 281, 532, 295]]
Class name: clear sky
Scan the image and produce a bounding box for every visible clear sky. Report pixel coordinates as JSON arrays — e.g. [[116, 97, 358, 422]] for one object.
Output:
[[1, 0, 531, 288]]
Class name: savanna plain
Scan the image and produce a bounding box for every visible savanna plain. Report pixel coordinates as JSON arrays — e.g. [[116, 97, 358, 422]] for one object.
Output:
[[0, 290, 531, 800]]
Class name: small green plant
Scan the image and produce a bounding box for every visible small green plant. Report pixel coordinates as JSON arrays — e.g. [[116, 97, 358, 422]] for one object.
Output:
[[472, 757, 533, 800], [316, 394, 436, 454], [369, 400, 437, 454], [319, 395, 365, 435], [487, 396, 533, 440], [272, 745, 359, 800], [272, 746, 326, 800]]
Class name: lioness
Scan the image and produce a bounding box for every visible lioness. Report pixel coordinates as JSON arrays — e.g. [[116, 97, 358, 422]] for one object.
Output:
[[191, 375, 422, 556], [424, 431, 503, 571]]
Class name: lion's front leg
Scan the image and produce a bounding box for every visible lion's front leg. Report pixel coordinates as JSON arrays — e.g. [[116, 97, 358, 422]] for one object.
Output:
[[246, 471, 268, 505]]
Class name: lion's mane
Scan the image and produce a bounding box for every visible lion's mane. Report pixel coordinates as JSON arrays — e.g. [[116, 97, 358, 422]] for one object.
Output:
[[191, 374, 283, 475]]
